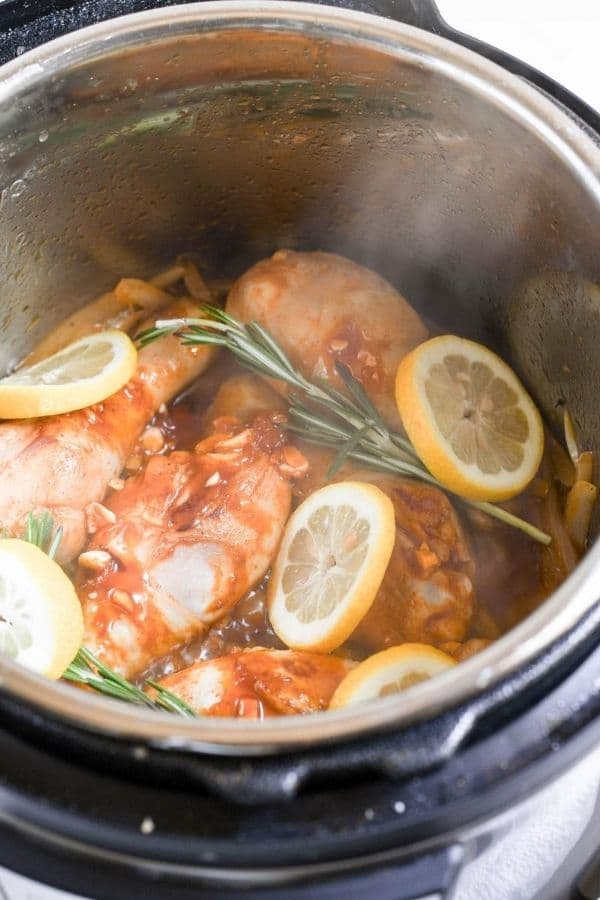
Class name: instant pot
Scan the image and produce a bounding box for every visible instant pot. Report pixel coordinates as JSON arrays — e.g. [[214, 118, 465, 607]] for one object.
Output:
[[0, 1, 599, 897]]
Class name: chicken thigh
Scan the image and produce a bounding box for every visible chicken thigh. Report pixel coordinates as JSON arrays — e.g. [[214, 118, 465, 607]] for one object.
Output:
[[78, 417, 306, 677], [203, 373, 286, 428], [226, 250, 428, 428], [0, 299, 213, 563], [158, 648, 354, 717], [350, 474, 474, 649], [293, 446, 475, 650]]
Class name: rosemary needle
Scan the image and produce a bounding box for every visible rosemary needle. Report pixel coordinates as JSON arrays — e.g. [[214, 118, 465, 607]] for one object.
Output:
[[63, 647, 197, 718], [138, 307, 551, 545]]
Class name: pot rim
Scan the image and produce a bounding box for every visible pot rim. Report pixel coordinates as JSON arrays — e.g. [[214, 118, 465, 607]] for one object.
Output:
[[0, 0, 599, 753]]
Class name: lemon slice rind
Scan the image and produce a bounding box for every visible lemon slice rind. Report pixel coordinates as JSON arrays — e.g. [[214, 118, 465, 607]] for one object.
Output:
[[395, 335, 544, 502], [267, 481, 396, 653], [0, 539, 83, 679], [329, 643, 456, 709], [0, 330, 137, 419]]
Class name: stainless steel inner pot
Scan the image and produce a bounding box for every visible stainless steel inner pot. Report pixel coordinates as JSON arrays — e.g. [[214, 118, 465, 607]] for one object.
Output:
[[0, 1, 599, 753]]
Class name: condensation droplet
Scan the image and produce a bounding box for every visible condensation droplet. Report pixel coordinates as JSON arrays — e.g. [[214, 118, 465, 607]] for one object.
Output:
[[132, 745, 148, 760], [9, 180, 26, 199], [38, 130, 49, 143], [140, 816, 155, 834]]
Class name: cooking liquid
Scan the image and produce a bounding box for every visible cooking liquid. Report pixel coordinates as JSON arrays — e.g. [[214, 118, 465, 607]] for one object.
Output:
[[139, 358, 572, 684]]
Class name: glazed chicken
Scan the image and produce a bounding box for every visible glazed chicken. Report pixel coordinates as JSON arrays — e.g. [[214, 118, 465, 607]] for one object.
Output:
[[203, 373, 285, 428], [0, 299, 213, 563], [198, 375, 476, 651], [78, 416, 307, 677], [352, 473, 475, 649], [159, 648, 354, 717], [293, 447, 475, 650], [226, 249, 428, 428]]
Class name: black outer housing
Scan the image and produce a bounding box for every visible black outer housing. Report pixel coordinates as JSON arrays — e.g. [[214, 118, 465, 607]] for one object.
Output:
[[0, 1, 599, 898], [1, 629, 600, 899]]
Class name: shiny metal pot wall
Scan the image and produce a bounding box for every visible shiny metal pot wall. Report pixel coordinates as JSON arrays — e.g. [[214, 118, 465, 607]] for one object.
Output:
[[0, 2, 599, 752]]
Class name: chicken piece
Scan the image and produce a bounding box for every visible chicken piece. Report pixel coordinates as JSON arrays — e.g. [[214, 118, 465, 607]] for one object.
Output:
[[158, 648, 355, 717], [0, 299, 213, 563], [226, 250, 428, 428], [291, 446, 475, 650], [79, 417, 306, 677], [203, 373, 286, 428], [351, 473, 475, 650]]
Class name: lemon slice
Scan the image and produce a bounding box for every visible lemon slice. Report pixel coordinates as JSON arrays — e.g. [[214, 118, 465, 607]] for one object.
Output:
[[0, 330, 137, 419], [395, 335, 544, 501], [267, 481, 395, 653], [329, 643, 456, 709], [0, 539, 83, 679]]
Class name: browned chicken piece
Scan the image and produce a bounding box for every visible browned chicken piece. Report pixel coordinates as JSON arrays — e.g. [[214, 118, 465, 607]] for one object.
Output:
[[440, 639, 491, 662], [78, 417, 307, 677], [0, 299, 213, 564], [226, 250, 428, 428], [203, 373, 286, 428], [159, 648, 355, 717], [292, 445, 475, 650], [352, 473, 475, 650]]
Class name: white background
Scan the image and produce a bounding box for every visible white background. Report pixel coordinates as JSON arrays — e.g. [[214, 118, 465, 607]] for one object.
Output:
[[436, 0, 600, 112]]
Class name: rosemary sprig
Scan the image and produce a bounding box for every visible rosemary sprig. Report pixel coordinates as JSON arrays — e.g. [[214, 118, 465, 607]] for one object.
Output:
[[63, 647, 197, 718], [138, 307, 551, 545], [20, 513, 197, 717], [24, 510, 63, 561]]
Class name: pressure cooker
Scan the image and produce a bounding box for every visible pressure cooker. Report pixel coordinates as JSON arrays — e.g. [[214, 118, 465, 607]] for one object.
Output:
[[0, 1, 599, 897]]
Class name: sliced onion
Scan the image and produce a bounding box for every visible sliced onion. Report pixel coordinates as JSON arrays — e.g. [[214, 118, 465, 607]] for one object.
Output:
[[548, 431, 576, 487], [150, 263, 186, 290], [181, 260, 211, 301], [576, 450, 594, 483], [542, 468, 578, 574], [113, 277, 171, 310], [563, 408, 579, 464], [565, 480, 598, 554], [22, 268, 179, 367]]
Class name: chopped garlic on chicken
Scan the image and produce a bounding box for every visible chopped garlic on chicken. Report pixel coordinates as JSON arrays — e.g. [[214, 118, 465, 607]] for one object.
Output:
[[79, 417, 306, 677]]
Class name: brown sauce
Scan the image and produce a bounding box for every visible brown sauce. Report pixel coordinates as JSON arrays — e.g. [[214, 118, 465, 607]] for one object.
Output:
[[136, 360, 573, 683]]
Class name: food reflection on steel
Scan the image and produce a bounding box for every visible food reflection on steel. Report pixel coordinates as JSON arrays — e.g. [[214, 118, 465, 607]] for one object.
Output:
[[440, 638, 492, 663]]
